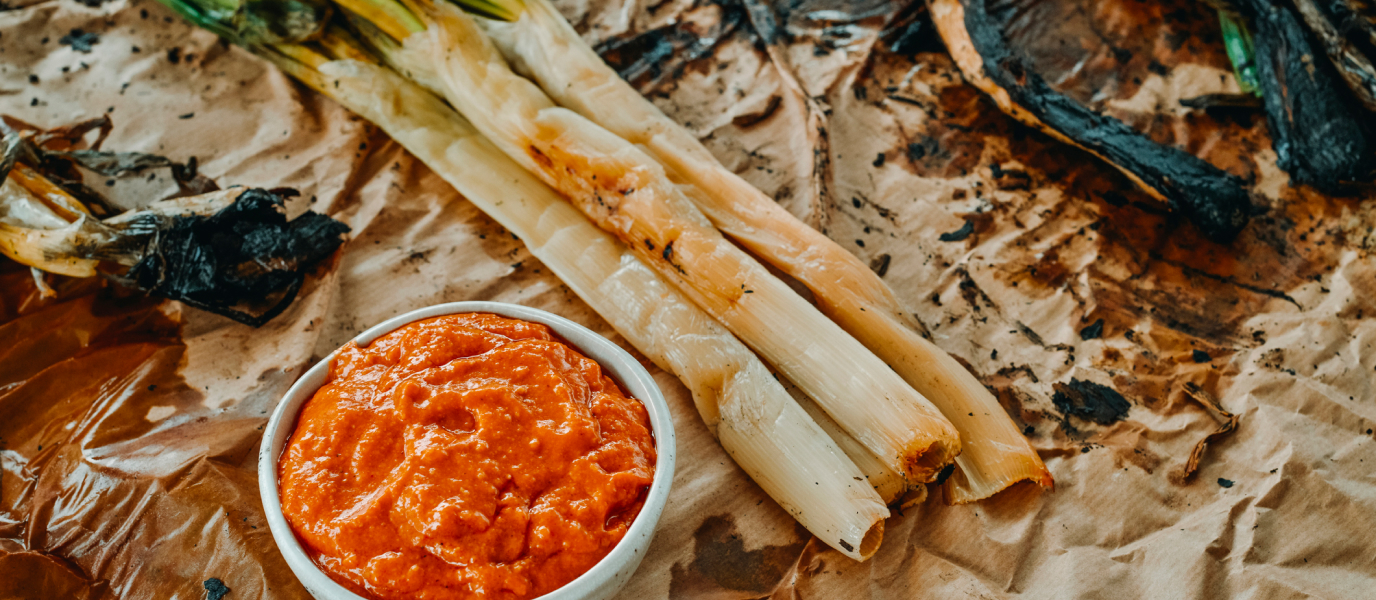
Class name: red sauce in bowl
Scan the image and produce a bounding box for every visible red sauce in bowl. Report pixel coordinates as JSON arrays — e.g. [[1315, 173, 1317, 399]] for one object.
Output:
[[279, 313, 656, 600]]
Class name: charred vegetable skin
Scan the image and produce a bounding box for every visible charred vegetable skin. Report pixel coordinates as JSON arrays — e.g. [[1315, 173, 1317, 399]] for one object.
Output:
[[1233, 0, 1376, 190], [1, 118, 348, 326], [1288, 0, 1376, 113], [121, 188, 349, 326], [943, 0, 1253, 243]]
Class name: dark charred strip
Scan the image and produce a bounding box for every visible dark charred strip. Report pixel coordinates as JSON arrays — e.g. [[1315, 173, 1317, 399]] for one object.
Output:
[[1079, 318, 1105, 340], [883, 1, 947, 55], [1335, 0, 1376, 46], [869, 253, 891, 277], [4, 116, 348, 326], [940, 0, 1254, 243], [595, 0, 749, 90], [886, 94, 928, 108], [938, 220, 974, 241], [1234, 0, 1376, 190], [1052, 379, 1131, 426], [121, 189, 349, 326], [732, 95, 783, 129], [1289, 0, 1376, 112], [995, 364, 1039, 383], [1179, 93, 1264, 110], [660, 240, 686, 275]]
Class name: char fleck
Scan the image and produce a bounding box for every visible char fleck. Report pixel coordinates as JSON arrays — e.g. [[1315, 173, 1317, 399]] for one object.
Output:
[[1079, 319, 1105, 340], [204, 578, 230, 600], [939, 220, 974, 242], [869, 254, 891, 277], [59, 29, 99, 53], [1052, 379, 1131, 426]]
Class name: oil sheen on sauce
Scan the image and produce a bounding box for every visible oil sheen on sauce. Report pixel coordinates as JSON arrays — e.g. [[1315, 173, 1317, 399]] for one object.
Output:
[[278, 313, 656, 599]]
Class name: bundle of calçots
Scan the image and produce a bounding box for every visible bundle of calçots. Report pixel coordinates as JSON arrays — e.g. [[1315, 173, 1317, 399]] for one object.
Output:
[[153, 0, 1052, 560], [0, 115, 349, 326]]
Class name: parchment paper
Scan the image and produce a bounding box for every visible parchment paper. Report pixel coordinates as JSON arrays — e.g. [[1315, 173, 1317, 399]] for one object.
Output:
[[2, 0, 1374, 598]]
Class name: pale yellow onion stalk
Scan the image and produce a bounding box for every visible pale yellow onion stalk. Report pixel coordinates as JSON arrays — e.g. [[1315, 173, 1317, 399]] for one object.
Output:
[[7, 163, 93, 222], [0, 221, 101, 277], [479, 0, 1051, 502], [1, 168, 99, 277], [415, 3, 961, 483], [0, 183, 249, 278], [278, 54, 889, 559]]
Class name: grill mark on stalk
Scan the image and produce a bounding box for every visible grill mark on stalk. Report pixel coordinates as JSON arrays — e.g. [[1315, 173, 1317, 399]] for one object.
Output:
[[661, 240, 686, 275]]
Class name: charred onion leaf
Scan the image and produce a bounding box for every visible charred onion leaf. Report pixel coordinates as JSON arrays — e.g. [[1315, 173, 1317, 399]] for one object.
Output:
[[1233, 0, 1376, 190], [5, 117, 217, 212], [1180, 93, 1264, 110], [0, 126, 42, 184], [158, 0, 332, 45], [3, 116, 349, 326], [49, 150, 219, 195], [52, 150, 189, 177], [1290, 0, 1376, 112], [121, 188, 349, 326], [1051, 379, 1130, 426], [931, 0, 1253, 243], [1338, 0, 1376, 47]]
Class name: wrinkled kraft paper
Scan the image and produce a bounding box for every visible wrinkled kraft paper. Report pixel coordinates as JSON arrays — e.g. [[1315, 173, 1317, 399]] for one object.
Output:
[[2, 0, 1375, 598]]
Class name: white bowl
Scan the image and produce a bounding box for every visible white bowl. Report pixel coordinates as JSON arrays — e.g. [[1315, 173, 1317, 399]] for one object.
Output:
[[259, 301, 676, 600]]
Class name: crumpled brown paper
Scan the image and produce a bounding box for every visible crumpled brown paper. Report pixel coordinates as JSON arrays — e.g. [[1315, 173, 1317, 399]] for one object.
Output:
[[2, 0, 1374, 597]]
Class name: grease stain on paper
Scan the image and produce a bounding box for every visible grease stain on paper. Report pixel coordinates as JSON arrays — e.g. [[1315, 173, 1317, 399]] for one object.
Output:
[[669, 514, 809, 596]]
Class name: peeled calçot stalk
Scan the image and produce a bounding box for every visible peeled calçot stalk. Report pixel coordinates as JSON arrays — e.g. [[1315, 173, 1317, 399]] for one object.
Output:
[[478, 0, 1051, 504], [413, 1, 961, 486], [261, 48, 890, 559], [160, 0, 904, 561]]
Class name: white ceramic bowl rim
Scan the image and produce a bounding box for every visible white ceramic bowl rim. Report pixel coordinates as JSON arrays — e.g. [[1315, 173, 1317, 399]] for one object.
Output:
[[258, 301, 676, 600]]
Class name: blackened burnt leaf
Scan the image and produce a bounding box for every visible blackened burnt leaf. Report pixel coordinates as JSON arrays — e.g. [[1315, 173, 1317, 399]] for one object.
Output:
[[1236, 0, 1376, 190], [595, 1, 749, 90], [1340, 1, 1376, 46], [0, 121, 45, 183], [125, 188, 349, 326], [49, 150, 219, 196], [51, 150, 184, 176], [932, 0, 1254, 243], [30, 114, 113, 150], [1290, 0, 1376, 113], [883, 2, 946, 56], [1051, 379, 1131, 425]]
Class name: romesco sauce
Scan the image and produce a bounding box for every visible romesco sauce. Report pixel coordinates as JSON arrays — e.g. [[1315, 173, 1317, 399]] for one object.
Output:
[[278, 313, 656, 600]]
